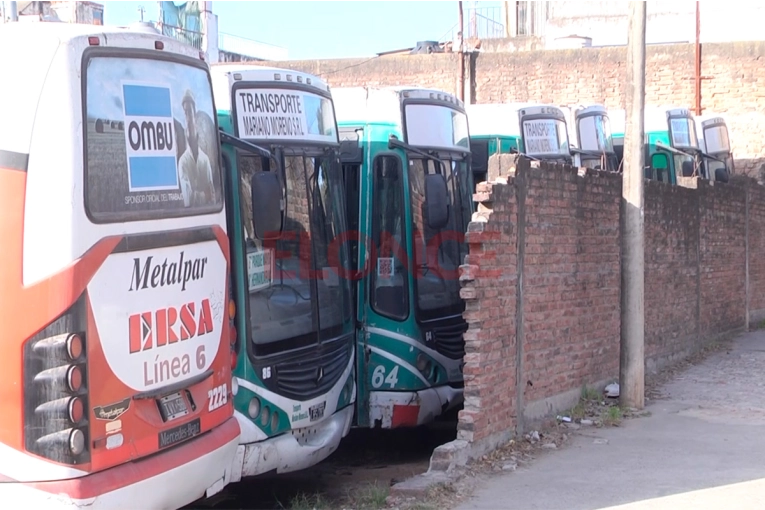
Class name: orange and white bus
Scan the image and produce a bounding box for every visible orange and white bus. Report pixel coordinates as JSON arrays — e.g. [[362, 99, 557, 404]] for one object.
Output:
[[0, 23, 238, 508]]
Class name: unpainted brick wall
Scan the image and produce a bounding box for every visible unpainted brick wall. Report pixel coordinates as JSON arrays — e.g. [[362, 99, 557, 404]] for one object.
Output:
[[643, 181, 701, 369], [459, 181, 518, 443], [519, 163, 621, 408], [459, 155, 758, 447], [261, 41, 765, 176], [748, 183, 765, 323]]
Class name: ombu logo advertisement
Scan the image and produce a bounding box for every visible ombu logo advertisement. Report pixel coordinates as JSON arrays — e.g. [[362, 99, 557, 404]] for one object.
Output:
[[84, 57, 226, 392]]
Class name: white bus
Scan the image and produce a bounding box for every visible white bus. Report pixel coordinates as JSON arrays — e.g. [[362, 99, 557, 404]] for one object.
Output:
[[0, 22, 238, 509]]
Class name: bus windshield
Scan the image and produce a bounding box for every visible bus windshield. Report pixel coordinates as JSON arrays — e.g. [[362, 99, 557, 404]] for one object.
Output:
[[239, 149, 352, 348], [409, 155, 470, 321], [578, 114, 614, 153]]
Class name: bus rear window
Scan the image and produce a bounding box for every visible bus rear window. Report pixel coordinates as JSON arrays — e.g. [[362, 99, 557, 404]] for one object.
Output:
[[84, 55, 223, 222]]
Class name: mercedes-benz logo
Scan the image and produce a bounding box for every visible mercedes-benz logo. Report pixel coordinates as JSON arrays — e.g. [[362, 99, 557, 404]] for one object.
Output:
[[315, 366, 324, 385]]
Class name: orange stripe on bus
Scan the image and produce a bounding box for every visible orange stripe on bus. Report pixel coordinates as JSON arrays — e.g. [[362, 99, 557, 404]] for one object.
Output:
[[0, 168, 122, 449], [24, 417, 239, 499]]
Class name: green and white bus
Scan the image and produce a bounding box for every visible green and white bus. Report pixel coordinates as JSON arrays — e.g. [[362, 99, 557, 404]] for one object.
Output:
[[210, 64, 355, 480], [611, 106, 732, 184], [467, 102, 616, 183], [333, 86, 472, 429]]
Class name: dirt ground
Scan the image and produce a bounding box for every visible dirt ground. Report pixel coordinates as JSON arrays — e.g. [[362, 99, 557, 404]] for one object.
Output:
[[187, 412, 459, 510]]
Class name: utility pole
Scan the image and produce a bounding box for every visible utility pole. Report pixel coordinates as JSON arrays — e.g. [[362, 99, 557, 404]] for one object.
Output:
[[620, 1, 646, 410], [457, 1, 465, 102], [694, 1, 702, 115], [138, 5, 145, 22]]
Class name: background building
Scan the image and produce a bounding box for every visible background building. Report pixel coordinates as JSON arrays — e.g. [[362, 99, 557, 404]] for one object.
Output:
[[452, 1, 765, 50], [1, 1, 103, 24]]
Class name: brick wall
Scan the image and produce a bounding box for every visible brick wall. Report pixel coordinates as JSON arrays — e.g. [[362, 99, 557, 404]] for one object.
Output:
[[748, 183, 765, 323], [262, 41, 765, 177], [643, 181, 700, 369], [449, 154, 759, 464], [459, 182, 518, 443], [518, 164, 621, 417]]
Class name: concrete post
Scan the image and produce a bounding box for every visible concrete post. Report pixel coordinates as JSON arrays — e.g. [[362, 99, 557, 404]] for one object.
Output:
[[201, 3, 219, 64], [619, 1, 646, 410]]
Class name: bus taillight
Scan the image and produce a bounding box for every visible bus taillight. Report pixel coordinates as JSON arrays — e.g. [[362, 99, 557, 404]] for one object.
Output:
[[23, 298, 90, 465]]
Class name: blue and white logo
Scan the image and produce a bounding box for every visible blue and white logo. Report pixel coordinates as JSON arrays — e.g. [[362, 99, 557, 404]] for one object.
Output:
[[122, 83, 179, 192]]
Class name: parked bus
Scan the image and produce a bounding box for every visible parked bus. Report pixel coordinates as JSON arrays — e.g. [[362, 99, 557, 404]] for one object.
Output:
[[467, 102, 616, 183], [209, 64, 355, 480], [611, 107, 731, 184], [333, 86, 471, 429], [0, 23, 238, 508], [696, 114, 734, 181], [562, 104, 619, 172]]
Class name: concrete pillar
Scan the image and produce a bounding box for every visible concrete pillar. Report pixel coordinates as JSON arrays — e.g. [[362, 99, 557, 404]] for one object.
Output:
[[201, 7, 219, 63]]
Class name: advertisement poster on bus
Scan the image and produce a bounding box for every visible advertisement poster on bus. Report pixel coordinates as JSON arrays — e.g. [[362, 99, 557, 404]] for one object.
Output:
[[85, 56, 223, 219], [234, 88, 338, 144]]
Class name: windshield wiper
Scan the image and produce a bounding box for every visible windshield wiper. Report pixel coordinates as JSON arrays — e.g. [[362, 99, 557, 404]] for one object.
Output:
[[219, 129, 272, 158], [388, 135, 447, 169]]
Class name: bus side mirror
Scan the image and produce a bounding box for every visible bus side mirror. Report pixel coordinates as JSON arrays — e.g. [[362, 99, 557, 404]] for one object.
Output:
[[251, 159, 284, 240], [424, 173, 449, 230], [715, 166, 730, 183]]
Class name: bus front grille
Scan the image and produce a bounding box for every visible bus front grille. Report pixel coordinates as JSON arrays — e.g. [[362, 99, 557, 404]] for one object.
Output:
[[275, 336, 352, 401], [430, 318, 468, 360]]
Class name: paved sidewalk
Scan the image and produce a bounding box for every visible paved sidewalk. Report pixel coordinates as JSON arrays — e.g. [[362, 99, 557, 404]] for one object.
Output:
[[456, 331, 765, 510]]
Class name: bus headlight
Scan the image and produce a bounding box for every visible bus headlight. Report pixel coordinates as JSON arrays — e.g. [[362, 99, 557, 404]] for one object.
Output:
[[247, 396, 261, 419]]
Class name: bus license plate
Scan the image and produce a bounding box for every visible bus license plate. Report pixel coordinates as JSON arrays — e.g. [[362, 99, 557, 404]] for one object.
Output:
[[309, 401, 326, 422], [158, 392, 189, 421]]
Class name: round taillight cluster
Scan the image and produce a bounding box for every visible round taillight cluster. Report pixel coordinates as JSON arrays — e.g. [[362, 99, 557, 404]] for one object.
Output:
[[68, 397, 84, 424], [66, 365, 83, 392], [66, 333, 84, 360]]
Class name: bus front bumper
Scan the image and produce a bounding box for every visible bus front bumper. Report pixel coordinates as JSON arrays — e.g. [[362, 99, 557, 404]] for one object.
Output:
[[369, 385, 464, 428], [230, 404, 354, 482], [0, 417, 240, 509]]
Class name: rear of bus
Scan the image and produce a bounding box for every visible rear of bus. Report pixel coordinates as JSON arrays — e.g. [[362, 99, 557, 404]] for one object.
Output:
[[0, 24, 237, 508]]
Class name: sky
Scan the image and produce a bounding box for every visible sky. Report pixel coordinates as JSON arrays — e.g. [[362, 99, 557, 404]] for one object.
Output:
[[103, 1, 502, 60]]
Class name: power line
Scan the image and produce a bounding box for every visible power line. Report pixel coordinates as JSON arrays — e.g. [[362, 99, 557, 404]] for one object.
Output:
[[321, 55, 380, 77]]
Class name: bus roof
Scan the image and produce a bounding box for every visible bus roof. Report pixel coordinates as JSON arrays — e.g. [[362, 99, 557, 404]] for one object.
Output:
[[0, 22, 204, 157], [209, 64, 331, 114], [332, 86, 464, 127], [466, 102, 568, 138], [0, 21, 201, 58], [610, 105, 691, 138], [465, 103, 526, 137]]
